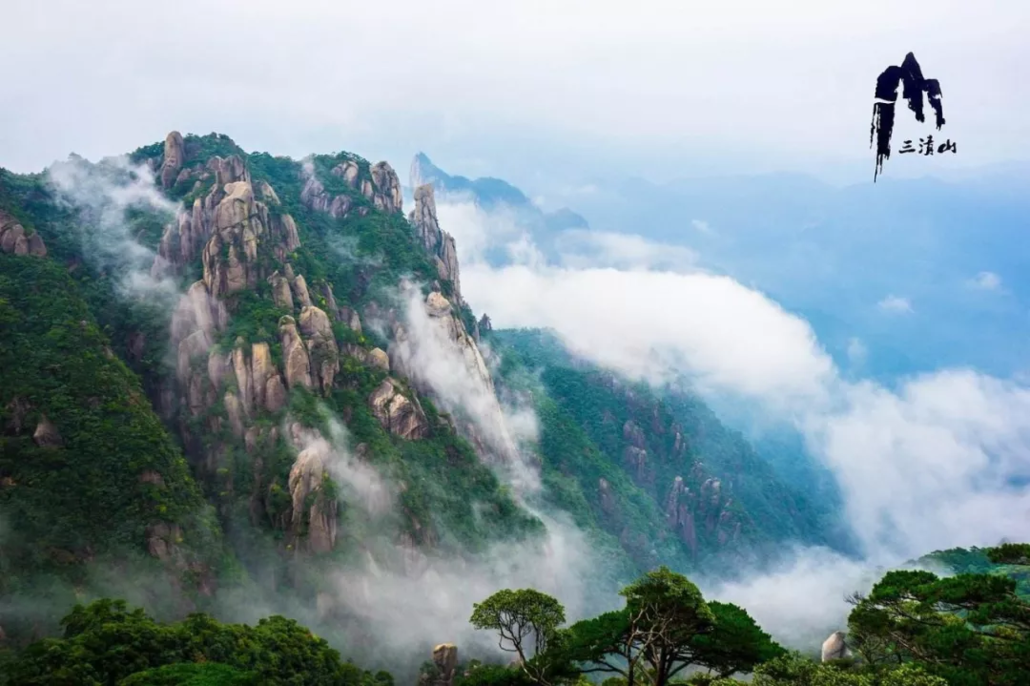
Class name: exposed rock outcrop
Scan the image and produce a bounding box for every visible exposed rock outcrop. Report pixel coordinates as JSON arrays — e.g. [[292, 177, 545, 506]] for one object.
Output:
[[370, 162, 403, 213], [331, 160, 360, 187], [409, 185, 462, 303], [301, 162, 356, 218], [367, 348, 390, 372], [160, 131, 185, 188], [664, 476, 697, 556], [302, 158, 399, 217], [420, 644, 459, 686], [288, 441, 338, 554], [369, 378, 429, 440], [292, 274, 313, 309], [257, 180, 280, 205], [821, 631, 850, 662], [155, 151, 298, 278], [146, 522, 184, 562], [32, 414, 63, 448], [389, 290, 517, 463], [0, 211, 46, 257], [279, 315, 312, 390], [268, 271, 294, 310], [228, 340, 288, 418], [299, 305, 339, 394]]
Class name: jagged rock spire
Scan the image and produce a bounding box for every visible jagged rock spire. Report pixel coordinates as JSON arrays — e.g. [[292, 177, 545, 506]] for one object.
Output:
[[409, 185, 462, 304]]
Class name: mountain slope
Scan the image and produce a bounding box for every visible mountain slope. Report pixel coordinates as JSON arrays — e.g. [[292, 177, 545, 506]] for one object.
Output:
[[490, 329, 847, 572], [0, 132, 846, 667]]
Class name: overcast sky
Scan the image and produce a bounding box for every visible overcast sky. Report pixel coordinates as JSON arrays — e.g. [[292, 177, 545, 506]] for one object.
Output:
[[2, 0, 1028, 182]]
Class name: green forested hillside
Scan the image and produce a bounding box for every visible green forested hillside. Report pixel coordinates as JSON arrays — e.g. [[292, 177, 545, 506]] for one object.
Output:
[[912, 545, 1030, 596], [491, 329, 842, 572], [1, 131, 844, 681], [0, 133, 540, 645], [0, 253, 222, 636]]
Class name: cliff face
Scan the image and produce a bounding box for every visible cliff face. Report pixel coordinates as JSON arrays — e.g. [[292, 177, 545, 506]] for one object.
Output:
[[0, 130, 833, 649], [408, 186, 462, 304], [0, 131, 541, 630], [144, 133, 535, 564]]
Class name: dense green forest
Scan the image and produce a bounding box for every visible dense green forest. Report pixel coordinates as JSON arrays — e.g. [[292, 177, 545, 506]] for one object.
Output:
[[490, 329, 845, 573], [3, 543, 1028, 684]]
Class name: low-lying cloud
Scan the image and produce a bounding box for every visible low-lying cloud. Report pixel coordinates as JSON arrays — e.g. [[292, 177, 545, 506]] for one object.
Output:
[[433, 195, 1030, 646], [47, 154, 181, 305]]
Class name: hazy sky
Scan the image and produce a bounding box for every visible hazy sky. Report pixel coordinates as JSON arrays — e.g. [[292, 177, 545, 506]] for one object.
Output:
[[3, 0, 1029, 182]]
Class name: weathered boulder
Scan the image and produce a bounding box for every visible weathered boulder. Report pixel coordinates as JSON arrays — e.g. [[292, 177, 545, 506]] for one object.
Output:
[[300, 173, 331, 213], [231, 339, 252, 414], [202, 182, 257, 297], [331, 160, 360, 188], [318, 282, 340, 319], [420, 644, 458, 686], [257, 180, 281, 205], [208, 155, 249, 187], [368, 347, 390, 372], [821, 631, 850, 662], [368, 379, 428, 440], [155, 156, 293, 278], [224, 391, 245, 438], [370, 161, 403, 213], [288, 442, 338, 553], [250, 342, 286, 413], [328, 195, 352, 218], [623, 446, 649, 483], [177, 329, 213, 416], [302, 165, 354, 219], [159, 131, 185, 189], [623, 420, 646, 450], [32, 414, 63, 448], [279, 316, 312, 390], [146, 522, 184, 562], [268, 271, 294, 310], [191, 176, 299, 297], [339, 306, 362, 333], [292, 274, 313, 308], [299, 305, 339, 393], [0, 211, 46, 257], [171, 281, 228, 346], [276, 214, 302, 257]]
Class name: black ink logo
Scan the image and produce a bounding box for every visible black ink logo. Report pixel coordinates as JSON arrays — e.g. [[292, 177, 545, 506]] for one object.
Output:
[[870, 52, 946, 182]]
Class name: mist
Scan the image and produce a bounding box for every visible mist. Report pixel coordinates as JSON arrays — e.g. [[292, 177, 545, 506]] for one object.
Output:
[[46, 154, 182, 306], [437, 194, 1030, 648], [205, 391, 615, 677]]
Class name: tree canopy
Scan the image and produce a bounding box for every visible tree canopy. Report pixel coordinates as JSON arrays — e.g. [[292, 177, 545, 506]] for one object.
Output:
[[847, 544, 1030, 685], [1, 598, 391, 686]]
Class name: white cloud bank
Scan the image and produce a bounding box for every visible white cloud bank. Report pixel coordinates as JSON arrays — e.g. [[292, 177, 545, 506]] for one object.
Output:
[[437, 196, 1030, 644]]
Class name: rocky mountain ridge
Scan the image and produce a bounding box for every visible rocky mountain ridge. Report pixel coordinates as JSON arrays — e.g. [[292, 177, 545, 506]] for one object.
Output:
[[0, 131, 838, 654], [0, 131, 544, 645]]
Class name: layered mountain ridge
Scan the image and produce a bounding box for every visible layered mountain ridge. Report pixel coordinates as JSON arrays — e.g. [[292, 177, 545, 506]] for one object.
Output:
[[0, 132, 839, 659]]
